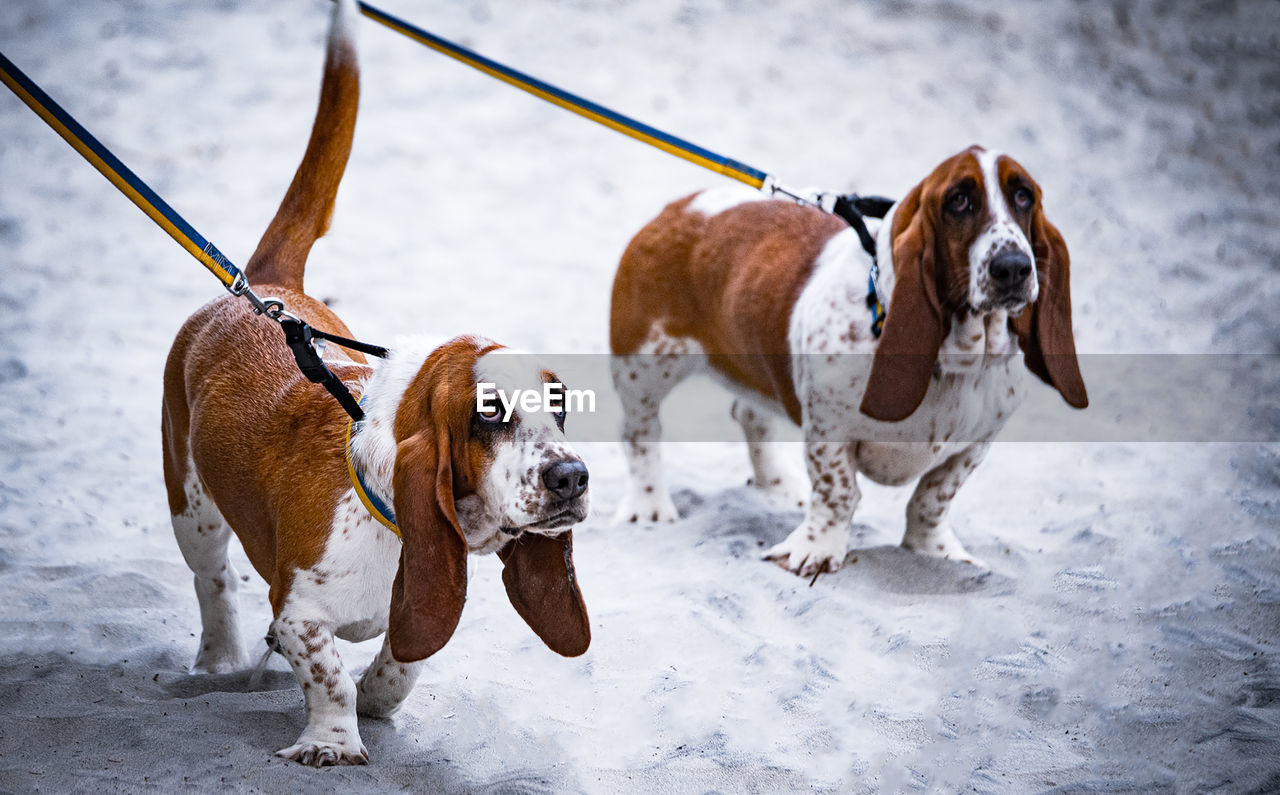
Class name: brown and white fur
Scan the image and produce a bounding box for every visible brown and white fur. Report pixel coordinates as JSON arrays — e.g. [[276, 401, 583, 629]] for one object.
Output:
[[160, 0, 589, 766], [609, 146, 1086, 576]]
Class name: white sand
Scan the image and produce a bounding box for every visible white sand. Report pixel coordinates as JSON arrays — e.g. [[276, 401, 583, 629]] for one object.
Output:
[[1, 0, 1277, 790]]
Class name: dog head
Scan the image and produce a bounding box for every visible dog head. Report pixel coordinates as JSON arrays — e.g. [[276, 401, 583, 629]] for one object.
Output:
[[861, 146, 1087, 421], [377, 335, 590, 663]]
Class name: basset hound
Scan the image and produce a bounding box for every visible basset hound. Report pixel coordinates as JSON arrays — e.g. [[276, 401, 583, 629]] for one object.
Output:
[[160, 0, 589, 766], [609, 146, 1086, 575]]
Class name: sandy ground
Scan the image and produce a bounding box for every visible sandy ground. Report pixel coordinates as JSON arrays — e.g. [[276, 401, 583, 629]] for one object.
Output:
[[1, 0, 1278, 791]]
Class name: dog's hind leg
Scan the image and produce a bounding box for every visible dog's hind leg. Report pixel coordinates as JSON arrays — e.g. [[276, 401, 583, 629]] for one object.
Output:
[[731, 397, 807, 507], [167, 455, 249, 674]]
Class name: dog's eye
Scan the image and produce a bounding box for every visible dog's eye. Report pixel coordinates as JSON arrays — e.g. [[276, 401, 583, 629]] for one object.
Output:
[[947, 192, 971, 214], [545, 384, 568, 428], [1012, 187, 1034, 211], [477, 405, 503, 423]]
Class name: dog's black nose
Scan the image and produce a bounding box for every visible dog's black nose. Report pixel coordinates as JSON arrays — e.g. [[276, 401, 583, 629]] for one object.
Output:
[[542, 460, 589, 500], [989, 250, 1033, 287]]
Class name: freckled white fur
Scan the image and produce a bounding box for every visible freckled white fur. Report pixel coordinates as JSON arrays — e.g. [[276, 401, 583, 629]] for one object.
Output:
[[172, 473, 409, 763], [969, 148, 1037, 310], [284, 490, 402, 643], [468, 349, 589, 544], [349, 339, 588, 553], [269, 490, 404, 749], [610, 323, 705, 524], [268, 489, 408, 765], [731, 395, 808, 505], [614, 197, 1029, 576], [171, 459, 247, 675], [687, 185, 770, 217], [784, 226, 1023, 572]]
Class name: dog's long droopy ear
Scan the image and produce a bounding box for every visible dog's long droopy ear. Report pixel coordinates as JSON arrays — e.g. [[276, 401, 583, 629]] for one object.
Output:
[[498, 531, 590, 657], [860, 184, 947, 422], [1012, 207, 1088, 409], [388, 430, 468, 663]]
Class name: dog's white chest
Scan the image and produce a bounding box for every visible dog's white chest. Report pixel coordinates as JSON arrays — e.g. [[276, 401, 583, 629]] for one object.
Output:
[[787, 240, 1027, 486], [286, 490, 403, 642], [852, 361, 1024, 484]]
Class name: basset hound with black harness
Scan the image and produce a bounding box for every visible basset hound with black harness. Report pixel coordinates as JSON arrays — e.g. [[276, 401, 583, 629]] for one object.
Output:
[[609, 145, 1086, 575], [161, 0, 589, 766]]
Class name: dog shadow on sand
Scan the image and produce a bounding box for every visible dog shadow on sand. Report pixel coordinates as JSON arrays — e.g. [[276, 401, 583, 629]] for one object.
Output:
[[673, 485, 1015, 596]]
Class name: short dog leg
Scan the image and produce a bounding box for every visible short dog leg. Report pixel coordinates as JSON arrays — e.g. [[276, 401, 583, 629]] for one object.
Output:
[[731, 398, 806, 506], [171, 474, 248, 674], [902, 443, 990, 568], [356, 635, 426, 718], [271, 615, 368, 766], [764, 441, 860, 576], [611, 352, 690, 524]]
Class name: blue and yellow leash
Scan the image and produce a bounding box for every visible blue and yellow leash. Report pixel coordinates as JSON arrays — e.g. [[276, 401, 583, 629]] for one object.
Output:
[[0, 51, 242, 293], [354, 2, 775, 195], [354, 2, 893, 332], [2, 45, 399, 531], [0, 49, 386, 416], [2, 4, 892, 337], [352, 1, 897, 213]]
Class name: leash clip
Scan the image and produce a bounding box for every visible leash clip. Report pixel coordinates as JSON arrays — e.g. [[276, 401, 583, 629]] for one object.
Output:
[[258, 298, 289, 321], [227, 275, 288, 321], [763, 176, 824, 208]]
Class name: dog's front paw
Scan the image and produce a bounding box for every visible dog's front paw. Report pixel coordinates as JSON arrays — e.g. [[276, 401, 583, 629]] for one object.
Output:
[[763, 527, 849, 577], [612, 488, 678, 525], [276, 737, 369, 767]]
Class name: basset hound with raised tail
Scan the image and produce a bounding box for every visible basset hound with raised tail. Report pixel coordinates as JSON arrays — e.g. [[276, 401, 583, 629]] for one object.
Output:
[[609, 145, 1086, 576], [160, 0, 589, 766]]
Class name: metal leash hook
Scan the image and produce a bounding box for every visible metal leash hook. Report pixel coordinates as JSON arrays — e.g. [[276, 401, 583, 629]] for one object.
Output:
[[226, 272, 286, 319], [762, 176, 824, 208], [260, 299, 288, 321]]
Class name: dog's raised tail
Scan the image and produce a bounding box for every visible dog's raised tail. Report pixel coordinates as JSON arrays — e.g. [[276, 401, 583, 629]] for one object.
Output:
[[245, 0, 359, 292]]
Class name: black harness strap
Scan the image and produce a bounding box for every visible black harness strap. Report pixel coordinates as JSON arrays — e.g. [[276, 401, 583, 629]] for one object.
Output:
[[308, 328, 391, 360], [830, 193, 895, 338], [831, 193, 894, 258], [279, 317, 387, 422]]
